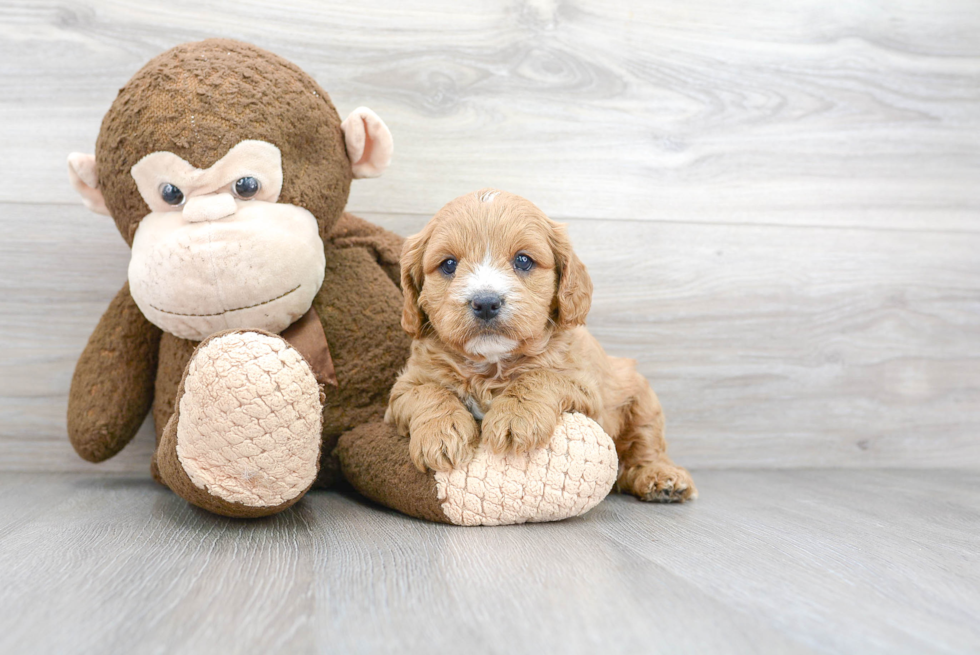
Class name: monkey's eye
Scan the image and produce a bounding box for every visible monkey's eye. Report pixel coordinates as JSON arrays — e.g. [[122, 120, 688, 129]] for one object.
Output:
[[233, 176, 260, 199], [514, 253, 534, 272], [439, 258, 458, 276], [160, 183, 184, 206]]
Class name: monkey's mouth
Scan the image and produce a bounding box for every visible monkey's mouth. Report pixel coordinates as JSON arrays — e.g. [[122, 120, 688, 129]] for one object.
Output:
[[148, 284, 301, 317]]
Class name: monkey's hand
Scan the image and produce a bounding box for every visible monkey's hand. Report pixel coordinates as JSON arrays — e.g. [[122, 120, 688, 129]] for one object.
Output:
[[67, 282, 162, 462]]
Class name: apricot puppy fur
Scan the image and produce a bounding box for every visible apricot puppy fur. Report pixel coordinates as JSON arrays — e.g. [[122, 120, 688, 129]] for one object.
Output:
[[385, 189, 696, 502]]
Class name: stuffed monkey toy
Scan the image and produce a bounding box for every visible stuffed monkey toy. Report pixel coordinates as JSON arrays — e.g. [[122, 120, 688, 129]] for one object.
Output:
[[67, 39, 616, 524]]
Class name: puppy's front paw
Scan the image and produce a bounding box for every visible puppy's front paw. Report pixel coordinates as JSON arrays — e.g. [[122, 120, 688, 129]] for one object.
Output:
[[409, 408, 479, 473], [620, 462, 697, 503], [481, 396, 559, 455]]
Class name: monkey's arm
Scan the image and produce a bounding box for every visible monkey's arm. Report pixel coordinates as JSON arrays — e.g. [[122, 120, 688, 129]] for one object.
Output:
[[67, 281, 162, 462], [328, 212, 405, 288]]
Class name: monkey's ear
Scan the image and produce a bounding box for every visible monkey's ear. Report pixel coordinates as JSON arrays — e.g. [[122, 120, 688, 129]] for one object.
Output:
[[67, 153, 111, 216], [341, 107, 393, 179]]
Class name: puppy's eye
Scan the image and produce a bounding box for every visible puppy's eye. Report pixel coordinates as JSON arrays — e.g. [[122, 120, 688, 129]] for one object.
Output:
[[439, 258, 458, 276], [514, 253, 534, 272], [160, 183, 184, 206], [233, 176, 260, 199]]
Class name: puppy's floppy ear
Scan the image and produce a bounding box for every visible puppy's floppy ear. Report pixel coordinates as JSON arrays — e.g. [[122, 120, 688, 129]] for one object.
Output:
[[399, 228, 429, 338], [550, 221, 593, 328]]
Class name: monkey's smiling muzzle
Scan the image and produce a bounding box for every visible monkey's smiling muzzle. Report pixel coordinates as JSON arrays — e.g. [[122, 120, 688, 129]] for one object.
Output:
[[129, 199, 325, 341]]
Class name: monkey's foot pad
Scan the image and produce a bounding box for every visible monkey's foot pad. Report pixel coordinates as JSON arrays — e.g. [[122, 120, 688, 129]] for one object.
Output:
[[175, 332, 322, 508], [435, 413, 619, 526]]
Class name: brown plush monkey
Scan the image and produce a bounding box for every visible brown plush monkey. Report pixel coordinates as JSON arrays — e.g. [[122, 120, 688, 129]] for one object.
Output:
[[68, 39, 617, 523], [67, 39, 410, 517]]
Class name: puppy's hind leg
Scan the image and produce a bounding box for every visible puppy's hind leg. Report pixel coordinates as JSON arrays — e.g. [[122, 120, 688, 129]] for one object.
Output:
[[615, 377, 697, 503]]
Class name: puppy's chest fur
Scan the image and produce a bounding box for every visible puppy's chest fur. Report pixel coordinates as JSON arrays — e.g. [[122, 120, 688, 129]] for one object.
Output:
[[451, 350, 576, 422], [426, 330, 589, 423], [453, 362, 513, 421]]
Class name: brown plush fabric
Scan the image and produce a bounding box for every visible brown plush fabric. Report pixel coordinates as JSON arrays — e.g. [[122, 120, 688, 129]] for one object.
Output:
[[331, 212, 405, 288], [335, 422, 450, 524], [67, 282, 161, 462], [72, 39, 419, 520], [152, 334, 198, 443], [280, 306, 338, 387], [150, 332, 197, 483], [309, 222, 411, 487], [145, 217, 410, 492], [94, 39, 352, 246], [154, 331, 315, 518]]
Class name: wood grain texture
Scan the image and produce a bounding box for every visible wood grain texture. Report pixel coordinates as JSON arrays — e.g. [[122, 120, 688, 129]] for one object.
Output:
[[2, 204, 978, 471], [1, 0, 979, 472], [0, 0, 978, 229], [0, 470, 977, 654], [2, 4, 978, 651]]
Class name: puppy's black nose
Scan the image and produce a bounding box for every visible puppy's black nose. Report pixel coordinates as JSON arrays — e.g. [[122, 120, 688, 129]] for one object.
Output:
[[471, 293, 503, 321]]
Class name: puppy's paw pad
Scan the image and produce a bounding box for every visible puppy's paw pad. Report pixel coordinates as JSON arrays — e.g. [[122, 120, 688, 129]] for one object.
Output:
[[624, 463, 697, 503]]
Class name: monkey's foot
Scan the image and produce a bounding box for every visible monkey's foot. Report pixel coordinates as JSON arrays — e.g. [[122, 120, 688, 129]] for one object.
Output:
[[337, 413, 619, 526], [156, 330, 323, 517]]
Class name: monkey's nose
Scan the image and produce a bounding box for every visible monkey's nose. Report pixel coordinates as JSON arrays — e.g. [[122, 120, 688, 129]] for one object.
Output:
[[183, 193, 237, 223]]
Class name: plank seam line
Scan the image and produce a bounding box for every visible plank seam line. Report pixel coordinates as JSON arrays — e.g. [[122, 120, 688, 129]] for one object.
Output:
[[5, 202, 979, 236]]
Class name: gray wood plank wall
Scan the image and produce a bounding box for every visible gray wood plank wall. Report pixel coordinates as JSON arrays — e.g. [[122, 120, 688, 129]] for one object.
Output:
[[1, 0, 978, 472]]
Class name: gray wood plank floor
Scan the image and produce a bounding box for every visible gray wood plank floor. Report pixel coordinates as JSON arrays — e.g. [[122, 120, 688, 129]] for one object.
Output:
[[1, 469, 977, 655], [2, 4, 979, 651]]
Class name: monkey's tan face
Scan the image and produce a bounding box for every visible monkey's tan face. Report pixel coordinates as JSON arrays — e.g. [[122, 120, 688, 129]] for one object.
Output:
[[415, 193, 559, 362], [127, 141, 325, 340]]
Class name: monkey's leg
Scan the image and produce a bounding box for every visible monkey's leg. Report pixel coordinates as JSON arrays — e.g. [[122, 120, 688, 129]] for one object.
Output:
[[335, 413, 619, 526], [155, 330, 322, 518]]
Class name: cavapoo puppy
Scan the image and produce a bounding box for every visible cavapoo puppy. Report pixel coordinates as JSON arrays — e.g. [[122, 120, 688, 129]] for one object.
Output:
[[385, 189, 696, 502]]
